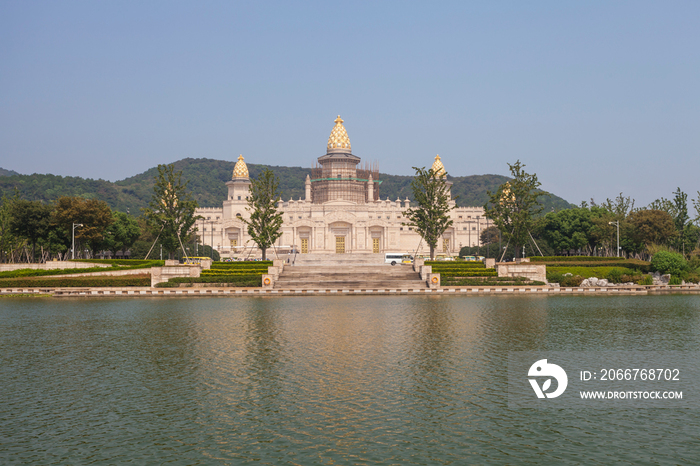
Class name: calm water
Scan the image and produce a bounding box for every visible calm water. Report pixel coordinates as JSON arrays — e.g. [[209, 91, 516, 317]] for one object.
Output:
[[2, 295, 700, 465]]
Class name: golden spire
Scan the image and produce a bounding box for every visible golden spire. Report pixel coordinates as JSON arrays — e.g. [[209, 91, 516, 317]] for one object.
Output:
[[431, 154, 446, 178], [327, 115, 351, 151], [232, 154, 249, 179]]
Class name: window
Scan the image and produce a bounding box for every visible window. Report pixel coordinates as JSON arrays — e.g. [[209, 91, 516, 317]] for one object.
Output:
[[463, 227, 467, 230], [472, 227, 476, 230], [298, 216, 302, 219], [207, 216, 211, 220], [236, 213, 242, 218], [400, 227, 403, 231], [458, 216, 462, 219], [216, 217, 220, 220], [238, 196, 241, 200]]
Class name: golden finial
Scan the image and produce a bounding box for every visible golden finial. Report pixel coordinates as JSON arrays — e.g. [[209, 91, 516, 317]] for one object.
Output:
[[327, 115, 351, 151], [232, 154, 249, 179], [431, 154, 446, 178]]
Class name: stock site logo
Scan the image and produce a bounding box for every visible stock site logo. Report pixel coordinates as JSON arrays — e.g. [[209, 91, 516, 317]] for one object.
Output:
[[528, 359, 568, 399]]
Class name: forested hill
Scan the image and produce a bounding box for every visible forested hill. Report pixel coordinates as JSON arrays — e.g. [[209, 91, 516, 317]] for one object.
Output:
[[0, 158, 573, 213], [0, 168, 19, 176]]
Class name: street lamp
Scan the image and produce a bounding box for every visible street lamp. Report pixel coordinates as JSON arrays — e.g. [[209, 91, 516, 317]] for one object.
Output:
[[72, 223, 83, 260], [608, 221, 620, 257]]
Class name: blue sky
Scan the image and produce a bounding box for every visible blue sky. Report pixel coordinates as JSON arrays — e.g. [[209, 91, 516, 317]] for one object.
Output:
[[1, 1, 698, 207]]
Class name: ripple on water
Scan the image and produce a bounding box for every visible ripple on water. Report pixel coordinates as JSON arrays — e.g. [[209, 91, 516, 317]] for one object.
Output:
[[1, 295, 699, 464]]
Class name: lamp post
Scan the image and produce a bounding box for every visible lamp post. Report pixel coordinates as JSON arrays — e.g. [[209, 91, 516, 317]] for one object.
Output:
[[72, 223, 83, 260], [608, 221, 620, 257]]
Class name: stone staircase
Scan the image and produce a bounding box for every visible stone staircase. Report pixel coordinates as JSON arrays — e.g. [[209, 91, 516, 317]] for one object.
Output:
[[275, 253, 427, 289]]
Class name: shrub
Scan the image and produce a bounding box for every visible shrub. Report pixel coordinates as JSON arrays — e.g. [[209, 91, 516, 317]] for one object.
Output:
[[560, 275, 584, 287], [637, 275, 653, 286], [156, 275, 262, 288], [607, 268, 623, 284], [650, 251, 688, 276], [669, 276, 682, 285]]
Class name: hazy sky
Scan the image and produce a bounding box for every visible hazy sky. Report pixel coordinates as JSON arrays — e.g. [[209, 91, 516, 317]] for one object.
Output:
[[1, 1, 698, 207]]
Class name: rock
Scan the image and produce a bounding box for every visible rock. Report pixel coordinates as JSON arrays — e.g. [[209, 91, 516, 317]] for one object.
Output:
[[598, 279, 609, 286], [564, 273, 573, 277], [588, 277, 599, 286], [580, 279, 590, 287], [661, 274, 671, 284]]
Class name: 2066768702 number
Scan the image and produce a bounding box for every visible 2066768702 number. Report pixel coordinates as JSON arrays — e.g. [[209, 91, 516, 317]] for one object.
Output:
[[600, 368, 680, 381]]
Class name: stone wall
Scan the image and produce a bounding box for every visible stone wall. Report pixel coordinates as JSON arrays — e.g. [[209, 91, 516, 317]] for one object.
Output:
[[496, 263, 547, 283]]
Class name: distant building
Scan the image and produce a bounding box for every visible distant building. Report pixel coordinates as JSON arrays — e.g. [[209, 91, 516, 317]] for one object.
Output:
[[195, 116, 490, 257]]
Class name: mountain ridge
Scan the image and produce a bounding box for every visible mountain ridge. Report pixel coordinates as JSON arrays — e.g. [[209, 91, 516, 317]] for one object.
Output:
[[0, 159, 573, 213]]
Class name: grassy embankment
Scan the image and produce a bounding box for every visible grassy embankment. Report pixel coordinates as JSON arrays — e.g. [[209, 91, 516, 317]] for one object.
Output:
[[527, 256, 651, 286], [0, 259, 163, 288]]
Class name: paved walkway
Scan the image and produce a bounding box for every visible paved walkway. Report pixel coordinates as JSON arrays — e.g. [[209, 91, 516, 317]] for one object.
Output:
[[4, 285, 699, 297]]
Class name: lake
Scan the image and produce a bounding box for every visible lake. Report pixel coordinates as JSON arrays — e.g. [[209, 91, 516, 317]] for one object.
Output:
[[2, 295, 699, 464]]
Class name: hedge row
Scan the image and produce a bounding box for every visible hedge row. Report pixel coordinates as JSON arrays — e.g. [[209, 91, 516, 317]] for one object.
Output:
[[212, 261, 272, 268], [439, 270, 498, 278], [442, 277, 545, 286], [201, 268, 267, 275], [73, 259, 165, 267], [533, 260, 649, 270], [0, 274, 151, 288], [425, 261, 485, 267], [0, 266, 121, 279], [430, 265, 487, 272], [157, 275, 262, 288], [529, 256, 627, 262]]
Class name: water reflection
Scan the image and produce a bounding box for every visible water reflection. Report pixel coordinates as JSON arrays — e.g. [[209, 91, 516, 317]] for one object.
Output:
[[1, 296, 700, 464]]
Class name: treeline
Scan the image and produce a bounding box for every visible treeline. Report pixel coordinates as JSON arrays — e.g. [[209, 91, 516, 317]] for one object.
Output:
[[461, 190, 700, 262], [0, 193, 141, 263], [0, 158, 573, 213]]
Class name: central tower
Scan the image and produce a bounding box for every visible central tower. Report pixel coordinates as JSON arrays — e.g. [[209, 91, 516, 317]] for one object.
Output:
[[310, 115, 379, 204]]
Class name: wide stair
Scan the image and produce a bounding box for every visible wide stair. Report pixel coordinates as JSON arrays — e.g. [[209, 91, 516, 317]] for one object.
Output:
[[275, 253, 427, 289]]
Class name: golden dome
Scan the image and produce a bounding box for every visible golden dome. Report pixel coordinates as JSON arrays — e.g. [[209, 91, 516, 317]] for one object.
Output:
[[431, 154, 446, 178], [327, 115, 351, 151], [232, 154, 249, 179]]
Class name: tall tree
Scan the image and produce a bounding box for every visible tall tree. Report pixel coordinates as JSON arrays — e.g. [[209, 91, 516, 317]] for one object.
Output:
[[243, 168, 283, 261], [10, 199, 53, 262], [0, 192, 19, 263], [403, 166, 454, 260], [104, 211, 141, 257], [484, 160, 546, 259], [52, 196, 114, 257], [142, 164, 199, 260], [627, 209, 677, 250]]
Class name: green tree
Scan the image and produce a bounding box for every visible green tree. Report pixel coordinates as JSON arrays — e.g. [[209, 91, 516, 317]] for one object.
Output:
[[104, 211, 141, 257], [627, 209, 677, 251], [142, 164, 199, 260], [52, 196, 114, 257], [480, 225, 501, 246], [403, 166, 454, 260], [541, 207, 599, 254], [10, 199, 53, 262], [484, 161, 546, 259], [243, 168, 283, 261], [0, 192, 19, 263]]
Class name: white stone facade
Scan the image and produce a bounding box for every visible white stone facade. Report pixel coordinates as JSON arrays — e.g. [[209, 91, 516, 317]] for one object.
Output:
[[195, 117, 491, 258]]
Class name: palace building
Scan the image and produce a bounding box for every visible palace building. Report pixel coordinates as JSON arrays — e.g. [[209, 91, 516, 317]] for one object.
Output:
[[195, 116, 490, 258]]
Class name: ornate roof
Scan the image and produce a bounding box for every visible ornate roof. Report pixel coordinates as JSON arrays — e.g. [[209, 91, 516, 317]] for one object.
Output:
[[327, 115, 351, 151], [232, 155, 249, 179], [431, 154, 446, 178]]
